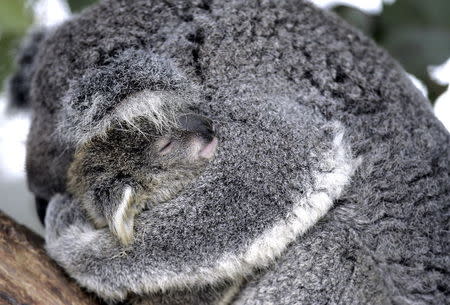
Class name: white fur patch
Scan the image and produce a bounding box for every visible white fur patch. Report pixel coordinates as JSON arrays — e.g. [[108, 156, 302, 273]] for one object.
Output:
[[52, 123, 361, 301], [215, 278, 244, 305], [112, 186, 134, 245], [61, 89, 185, 145], [91, 90, 182, 143], [136, 124, 360, 294], [179, 125, 361, 290], [115, 91, 167, 132]]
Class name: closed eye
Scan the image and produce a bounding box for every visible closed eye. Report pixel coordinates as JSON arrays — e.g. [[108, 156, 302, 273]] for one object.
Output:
[[158, 139, 173, 155]]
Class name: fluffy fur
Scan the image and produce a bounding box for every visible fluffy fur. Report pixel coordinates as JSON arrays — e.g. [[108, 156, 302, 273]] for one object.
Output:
[[46, 121, 358, 299], [66, 115, 216, 245], [9, 0, 449, 304], [57, 50, 195, 144], [7, 28, 47, 110]]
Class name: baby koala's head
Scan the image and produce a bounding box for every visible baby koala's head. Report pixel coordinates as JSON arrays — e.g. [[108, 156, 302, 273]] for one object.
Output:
[[67, 113, 218, 245]]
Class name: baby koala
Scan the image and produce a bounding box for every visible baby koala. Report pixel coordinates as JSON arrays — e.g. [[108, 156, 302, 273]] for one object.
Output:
[[67, 114, 218, 245]]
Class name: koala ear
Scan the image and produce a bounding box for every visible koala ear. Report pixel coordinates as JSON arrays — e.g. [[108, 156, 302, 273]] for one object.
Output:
[[7, 28, 47, 110], [108, 185, 137, 246]]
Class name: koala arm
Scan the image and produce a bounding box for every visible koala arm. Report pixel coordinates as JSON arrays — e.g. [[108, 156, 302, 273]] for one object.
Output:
[[45, 194, 132, 301], [45, 194, 236, 304], [44, 195, 92, 251], [45, 118, 360, 303]]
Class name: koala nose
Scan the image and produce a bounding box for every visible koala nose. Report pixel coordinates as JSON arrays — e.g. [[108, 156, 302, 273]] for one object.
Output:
[[178, 114, 215, 141]]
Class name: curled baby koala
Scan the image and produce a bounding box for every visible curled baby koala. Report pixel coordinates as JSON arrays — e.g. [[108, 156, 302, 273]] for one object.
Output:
[[68, 113, 218, 245]]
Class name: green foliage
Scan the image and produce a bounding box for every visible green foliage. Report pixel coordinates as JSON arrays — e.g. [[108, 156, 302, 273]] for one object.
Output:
[[334, 0, 450, 102], [68, 0, 97, 12], [333, 6, 376, 36], [0, 0, 32, 32], [380, 0, 450, 30], [0, 0, 32, 90]]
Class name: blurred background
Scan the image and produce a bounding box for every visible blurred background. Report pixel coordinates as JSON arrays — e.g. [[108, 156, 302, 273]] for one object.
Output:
[[0, 0, 449, 236]]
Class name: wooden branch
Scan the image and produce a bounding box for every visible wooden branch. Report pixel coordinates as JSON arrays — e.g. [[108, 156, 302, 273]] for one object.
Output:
[[0, 210, 104, 305]]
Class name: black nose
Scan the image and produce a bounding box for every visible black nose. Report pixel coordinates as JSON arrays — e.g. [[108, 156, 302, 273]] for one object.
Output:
[[178, 114, 215, 141]]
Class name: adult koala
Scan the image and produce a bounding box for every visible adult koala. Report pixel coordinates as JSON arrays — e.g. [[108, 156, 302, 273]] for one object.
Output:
[[8, 0, 449, 304]]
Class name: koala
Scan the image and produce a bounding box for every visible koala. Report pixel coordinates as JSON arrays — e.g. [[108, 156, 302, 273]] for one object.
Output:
[[8, 0, 449, 304], [68, 114, 217, 245], [10, 28, 219, 243]]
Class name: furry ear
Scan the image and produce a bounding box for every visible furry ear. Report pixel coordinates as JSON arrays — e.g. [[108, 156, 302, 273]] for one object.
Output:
[[7, 28, 47, 110], [57, 49, 197, 144]]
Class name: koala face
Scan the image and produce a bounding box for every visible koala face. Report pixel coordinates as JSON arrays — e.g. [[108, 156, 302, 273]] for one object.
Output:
[[67, 114, 218, 245]]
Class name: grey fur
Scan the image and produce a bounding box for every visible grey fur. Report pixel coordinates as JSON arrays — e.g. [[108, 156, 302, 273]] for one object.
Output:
[[58, 49, 196, 144], [8, 0, 449, 304], [67, 114, 217, 244], [6, 28, 47, 110]]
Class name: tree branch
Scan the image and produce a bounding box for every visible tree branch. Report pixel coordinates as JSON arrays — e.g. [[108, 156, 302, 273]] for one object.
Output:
[[0, 210, 104, 305]]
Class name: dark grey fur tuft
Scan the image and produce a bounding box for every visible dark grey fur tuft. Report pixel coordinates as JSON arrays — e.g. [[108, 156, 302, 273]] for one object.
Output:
[[6, 28, 47, 110], [58, 49, 195, 143]]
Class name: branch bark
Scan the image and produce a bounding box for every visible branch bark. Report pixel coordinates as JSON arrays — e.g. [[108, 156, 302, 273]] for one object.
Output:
[[0, 210, 104, 305]]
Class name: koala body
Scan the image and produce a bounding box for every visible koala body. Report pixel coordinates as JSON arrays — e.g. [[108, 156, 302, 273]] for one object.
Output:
[[68, 114, 217, 244], [9, 0, 449, 304]]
